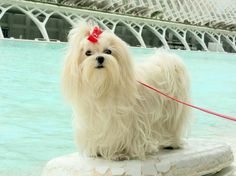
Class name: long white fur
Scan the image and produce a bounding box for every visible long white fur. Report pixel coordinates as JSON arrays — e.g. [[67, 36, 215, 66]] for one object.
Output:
[[62, 23, 191, 160]]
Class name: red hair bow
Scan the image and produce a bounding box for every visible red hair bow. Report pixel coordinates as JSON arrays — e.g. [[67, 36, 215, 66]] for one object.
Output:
[[87, 26, 103, 43]]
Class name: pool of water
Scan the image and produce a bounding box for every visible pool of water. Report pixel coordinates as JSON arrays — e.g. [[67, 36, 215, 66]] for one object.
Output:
[[0, 40, 236, 175]]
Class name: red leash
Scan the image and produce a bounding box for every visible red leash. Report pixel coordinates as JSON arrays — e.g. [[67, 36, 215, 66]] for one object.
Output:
[[138, 81, 236, 122]]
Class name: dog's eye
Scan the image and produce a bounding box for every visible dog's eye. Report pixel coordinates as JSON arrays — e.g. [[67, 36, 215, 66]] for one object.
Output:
[[104, 49, 112, 55], [85, 50, 92, 56]]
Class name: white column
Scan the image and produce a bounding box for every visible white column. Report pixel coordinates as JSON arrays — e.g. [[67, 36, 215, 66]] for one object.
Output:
[[223, 36, 236, 52], [205, 32, 220, 43], [0, 26, 4, 39], [146, 25, 169, 49], [189, 31, 208, 51], [0, 5, 12, 38], [121, 21, 146, 47], [136, 25, 146, 47], [169, 28, 190, 50]]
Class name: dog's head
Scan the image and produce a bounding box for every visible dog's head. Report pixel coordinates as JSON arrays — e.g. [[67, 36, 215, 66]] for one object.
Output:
[[62, 22, 136, 102]]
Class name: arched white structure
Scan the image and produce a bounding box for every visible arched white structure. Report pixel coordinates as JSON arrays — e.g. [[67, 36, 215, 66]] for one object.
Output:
[[0, 0, 236, 52], [60, 0, 236, 31], [143, 25, 169, 49], [186, 31, 208, 51]]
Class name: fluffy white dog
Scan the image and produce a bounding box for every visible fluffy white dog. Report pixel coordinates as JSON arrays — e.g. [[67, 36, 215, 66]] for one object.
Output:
[[62, 23, 190, 160]]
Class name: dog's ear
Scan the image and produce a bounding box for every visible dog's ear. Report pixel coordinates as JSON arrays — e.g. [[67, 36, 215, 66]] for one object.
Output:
[[68, 22, 91, 45], [64, 22, 91, 76], [62, 22, 91, 104], [62, 44, 81, 105]]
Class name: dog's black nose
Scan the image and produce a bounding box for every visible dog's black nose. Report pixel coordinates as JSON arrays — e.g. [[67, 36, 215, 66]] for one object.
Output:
[[96, 56, 104, 64]]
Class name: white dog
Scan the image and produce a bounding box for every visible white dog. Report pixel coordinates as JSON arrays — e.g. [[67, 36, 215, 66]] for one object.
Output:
[[62, 23, 190, 160]]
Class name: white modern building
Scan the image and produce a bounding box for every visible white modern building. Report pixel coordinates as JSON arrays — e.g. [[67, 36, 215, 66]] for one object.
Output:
[[0, 0, 236, 52]]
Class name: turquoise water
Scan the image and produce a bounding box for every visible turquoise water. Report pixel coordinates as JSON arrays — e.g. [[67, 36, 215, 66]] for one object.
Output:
[[0, 40, 236, 175]]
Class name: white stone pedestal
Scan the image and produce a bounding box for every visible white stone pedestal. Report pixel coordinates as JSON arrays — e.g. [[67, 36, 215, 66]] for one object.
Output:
[[42, 139, 234, 176]]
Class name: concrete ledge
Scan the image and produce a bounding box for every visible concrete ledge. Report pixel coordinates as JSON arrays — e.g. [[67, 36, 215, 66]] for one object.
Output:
[[42, 139, 234, 176]]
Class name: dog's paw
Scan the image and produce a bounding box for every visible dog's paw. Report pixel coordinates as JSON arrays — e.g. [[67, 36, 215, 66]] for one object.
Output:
[[163, 146, 175, 150], [112, 154, 130, 161], [159, 140, 184, 150]]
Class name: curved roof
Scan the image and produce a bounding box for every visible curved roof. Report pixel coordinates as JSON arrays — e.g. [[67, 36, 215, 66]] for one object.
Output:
[[29, 0, 236, 30]]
